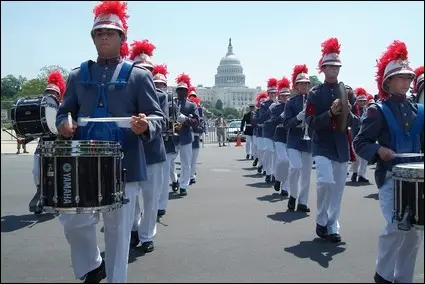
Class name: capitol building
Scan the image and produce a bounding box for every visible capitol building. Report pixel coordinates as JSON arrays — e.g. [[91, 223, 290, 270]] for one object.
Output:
[[170, 38, 261, 110]]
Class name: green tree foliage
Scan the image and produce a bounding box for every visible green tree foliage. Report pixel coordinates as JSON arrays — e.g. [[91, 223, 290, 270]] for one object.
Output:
[[1, 75, 27, 99], [215, 99, 223, 110], [38, 65, 70, 82]]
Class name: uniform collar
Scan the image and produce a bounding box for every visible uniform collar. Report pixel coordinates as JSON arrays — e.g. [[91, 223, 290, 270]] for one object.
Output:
[[388, 93, 407, 103], [97, 56, 122, 66], [324, 81, 338, 88]]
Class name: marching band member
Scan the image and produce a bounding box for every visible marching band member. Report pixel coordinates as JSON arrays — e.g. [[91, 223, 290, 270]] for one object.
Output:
[[174, 74, 200, 196], [29, 70, 66, 214], [240, 103, 255, 160], [251, 92, 268, 173], [353, 40, 424, 284], [413, 66, 424, 104], [188, 89, 204, 184], [270, 77, 291, 196], [154, 65, 175, 217], [283, 65, 313, 211], [349, 87, 370, 183], [129, 40, 167, 253], [366, 94, 376, 106], [305, 37, 359, 243], [260, 78, 279, 183], [55, 1, 164, 282]]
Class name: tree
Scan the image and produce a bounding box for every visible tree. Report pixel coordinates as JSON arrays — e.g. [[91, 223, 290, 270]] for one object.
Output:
[[38, 65, 70, 82], [1, 74, 27, 99], [14, 78, 47, 99], [222, 107, 240, 118], [202, 101, 213, 109], [215, 99, 223, 110], [309, 75, 321, 88]]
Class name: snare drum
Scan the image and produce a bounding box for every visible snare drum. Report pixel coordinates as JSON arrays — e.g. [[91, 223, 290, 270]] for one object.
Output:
[[10, 95, 59, 137], [39, 140, 126, 214], [393, 162, 424, 230]]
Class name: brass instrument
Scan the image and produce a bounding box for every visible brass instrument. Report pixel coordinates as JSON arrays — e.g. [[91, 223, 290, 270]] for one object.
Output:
[[302, 95, 311, 141], [163, 91, 181, 140], [333, 82, 349, 132]]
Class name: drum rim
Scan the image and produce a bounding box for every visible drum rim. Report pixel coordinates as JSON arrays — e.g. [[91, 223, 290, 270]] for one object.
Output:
[[42, 140, 122, 145], [42, 203, 123, 214]]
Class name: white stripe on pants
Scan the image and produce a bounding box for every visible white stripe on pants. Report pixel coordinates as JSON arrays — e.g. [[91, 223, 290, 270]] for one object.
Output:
[[58, 182, 140, 282], [375, 177, 424, 283], [245, 135, 253, 156], [169, 145, 179, 183], [314, 155, 348, 234], [274, 142, 289, 189], [287, 148, 313, 205], [350, 154, 368, 177], [133, 162, 163, 243], [263, 138, 275, 175], [158, 153, 173, 211], [179, 143, 192, 189], [191, 147, 200, 179]]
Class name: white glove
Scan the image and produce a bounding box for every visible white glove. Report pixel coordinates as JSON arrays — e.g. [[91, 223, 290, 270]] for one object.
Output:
[[177, 113, 188, 123], [280, 112, 285, 118], [296, 111, 305, 121]]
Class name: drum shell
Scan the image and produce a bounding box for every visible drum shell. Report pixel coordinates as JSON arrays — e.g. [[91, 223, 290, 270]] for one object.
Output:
[[10, 95, 59, 137], [393, 162, 424, 228], [39, 140, 124, 213]]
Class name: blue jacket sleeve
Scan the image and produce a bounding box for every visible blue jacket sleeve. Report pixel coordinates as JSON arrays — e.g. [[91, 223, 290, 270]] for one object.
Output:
[[283, 100, 301, 129]]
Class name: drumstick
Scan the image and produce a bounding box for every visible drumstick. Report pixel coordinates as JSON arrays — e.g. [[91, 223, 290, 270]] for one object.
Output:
[[78, 116, 163, 123], [394, 153, 424, 158], [68, 112, 73, 128]]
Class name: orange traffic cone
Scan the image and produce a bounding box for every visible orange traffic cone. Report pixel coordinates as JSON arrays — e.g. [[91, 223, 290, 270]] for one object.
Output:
[[235, 131, 243, 147]]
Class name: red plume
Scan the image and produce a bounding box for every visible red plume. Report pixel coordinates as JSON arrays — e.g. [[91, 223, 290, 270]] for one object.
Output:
[[189, 96, 201, 107], [354, 87, 367, 97], [278, 77, 291, 92], [376, 40, 409, 99], [291, 64, 308, 86], [366, 94, 375, 104], [413, 66, 424, 93], [188, 85, 197, 94], [47, 71, 66, 96], [152, 64, 168, 77], [175, 73, 191, 87], [267, 78, 278, 88], [318, 37, 341, 71], [120, 41, 129, 58], [93, 1, 129, 32], [129, 40, 156, 60], [256, 91, 268, 107]]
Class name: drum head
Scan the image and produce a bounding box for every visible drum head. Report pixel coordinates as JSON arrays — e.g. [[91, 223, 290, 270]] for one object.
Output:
[[43, 95, 59, 135], [393, 162, 424, 180]]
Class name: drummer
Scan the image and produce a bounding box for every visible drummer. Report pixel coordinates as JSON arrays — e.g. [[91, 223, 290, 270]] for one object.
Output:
[[353, 40, 424, 283], [55, 1, 164, 282], [29, 70, 66, 214]]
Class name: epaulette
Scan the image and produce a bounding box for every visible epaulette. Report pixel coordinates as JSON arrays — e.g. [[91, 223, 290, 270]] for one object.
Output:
[[309, 84, 322, 93], [71, 66, 81, 71], [133, 64, 149, 71]]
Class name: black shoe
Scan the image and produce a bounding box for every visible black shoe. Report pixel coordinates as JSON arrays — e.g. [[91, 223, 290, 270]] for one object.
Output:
[[157, 209, 166, 217], [250, 156, 254, 160], [83, 259, 106, 283], [16, 151, 20, 154], [287, 196, 296, 210], [297, 204, 310, 212], [257, 166, 263, 174], [262, 171, 266, 176], [141, 241, 154, 253], [24, 150, 29, 153], [252, 158, 258, 167], [316, 223, 328, 239], [219, 143, 222, 147], [274, 181, 281, 192], [130, 231, 140, 247], [171, 181, 180, 192], [328, 233, 341, 243], [358, 176, 370, 183], [265, 175, 271, 183], [223, 143, 226, 146], [373, 272, 392, 283], [189, 178, 196, 185], [351, 172, 358, 182], [179, 188, 187, 196], [246, 154, 250, 160], [280, 190, 289, 197]]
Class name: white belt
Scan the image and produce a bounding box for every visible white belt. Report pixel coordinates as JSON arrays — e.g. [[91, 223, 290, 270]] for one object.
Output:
[[277, 124, 284, 128], [258, 124, 264, 127], [193, 133, 200, 136], [246, 124, 252, 126]]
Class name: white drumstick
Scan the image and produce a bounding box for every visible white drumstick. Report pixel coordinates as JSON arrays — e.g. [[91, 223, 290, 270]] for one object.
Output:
[[78, 116, 163, 124], [394, 153, 424, 158], [68, 112, 73, 128]]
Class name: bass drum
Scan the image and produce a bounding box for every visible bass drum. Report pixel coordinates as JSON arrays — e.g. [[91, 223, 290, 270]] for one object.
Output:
[[10, 95, 59, 137]]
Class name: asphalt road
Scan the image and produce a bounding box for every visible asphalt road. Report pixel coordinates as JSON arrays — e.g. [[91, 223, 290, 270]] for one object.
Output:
[[1, 146, 424, 283]]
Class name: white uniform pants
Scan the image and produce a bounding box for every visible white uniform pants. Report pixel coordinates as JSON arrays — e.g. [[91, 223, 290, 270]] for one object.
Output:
[[133, 162, 163, 243], [274, 142, 289, 190], [158, 153, 173, 211], [252, 136, 257, 158], [191, 147, 200, 180], [33, 154, 40, 187], [179, 143, 192, 189], [287, 148, 313, 205], [314, 155, 348, 234], [256, 137, 264, 167], [169, 145, 180, 183], [245, 135, 253, 156], [263, 138, 275, 175], [58, 182, 140, 283], [375, 177, 424, 283], [350, 154, 368, 177]]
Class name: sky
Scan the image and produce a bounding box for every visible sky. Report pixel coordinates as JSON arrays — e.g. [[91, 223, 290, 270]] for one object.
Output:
[[1, 1, 424, 94]]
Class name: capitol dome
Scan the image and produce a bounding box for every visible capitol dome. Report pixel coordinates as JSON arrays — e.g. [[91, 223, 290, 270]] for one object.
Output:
[[214, 38, 246, 88]]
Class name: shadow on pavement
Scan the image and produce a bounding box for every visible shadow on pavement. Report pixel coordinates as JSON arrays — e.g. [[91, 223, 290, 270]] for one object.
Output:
[[1, 213, 56, 233]]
